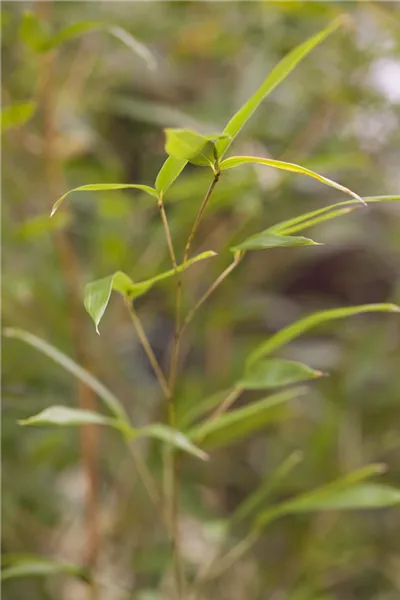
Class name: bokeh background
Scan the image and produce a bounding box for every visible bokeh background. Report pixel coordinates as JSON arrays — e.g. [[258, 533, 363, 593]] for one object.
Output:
[[2, 2, 400, 599]]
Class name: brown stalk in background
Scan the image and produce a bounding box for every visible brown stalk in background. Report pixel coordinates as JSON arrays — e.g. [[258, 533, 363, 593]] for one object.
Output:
[[34, 2, 100, 598]]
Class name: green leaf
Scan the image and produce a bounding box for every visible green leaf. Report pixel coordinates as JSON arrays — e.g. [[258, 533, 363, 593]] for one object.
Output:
[[84, 251, 217, 332], [141, 424, 208, 461], [1, 101, 36, 132], [18, 406, 119, 428], [270, 194, 400, 235], [84, 271, 134, 334], [3, 328, 128, 420], [19, 11, 50, 52], [1, 555, 87, 582], [189, 387, 306, 448], [220, 156, 365, 205], [20, 14, 156, 69], [233, 450, 303, 523], [248, 304, 400, 366], [216, 18, 343, 158], [51, 183, 157, 216], [231, 231, 320, 252], [255, 463, 391, 528], [282, 483, 400, 513], [280, 207, 357, 235], [240, 359, 324, 390], [164, 128, 229, 167], [155, 156, 187, 195]]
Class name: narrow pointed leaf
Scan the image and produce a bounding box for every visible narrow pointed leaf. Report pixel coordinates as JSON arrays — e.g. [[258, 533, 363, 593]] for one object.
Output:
[[18, 406, 120, 428], [189, 387, 307, 448], [248, 304, 400, 366], [240, 359, 324, 390], [216, 18, 342, 157], [270, 194, 400, 235], [231, 231, 320, 252], [256, 463, 389, 528], [85, 251, 216, 332], [141, 424, 208, 461], [234, 450, 303, 523], [28, 18, 156, 70], [1, 101, 36, 132], [1, 555, 87, 582], [155, 156, 187, 195], [51, 183, 157, 217], [220, 156, 365, 205], [3, 328, 128, 420], [282, 483, 400, 513]]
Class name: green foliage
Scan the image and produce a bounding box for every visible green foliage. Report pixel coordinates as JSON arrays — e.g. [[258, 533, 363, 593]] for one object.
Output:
[[1, 101, 36, 132], [239, 358, 324, 390], [3, 4, 400, 599]]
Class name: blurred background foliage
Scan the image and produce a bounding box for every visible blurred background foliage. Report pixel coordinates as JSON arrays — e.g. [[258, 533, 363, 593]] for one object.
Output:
[[2, 1, 400, 599]]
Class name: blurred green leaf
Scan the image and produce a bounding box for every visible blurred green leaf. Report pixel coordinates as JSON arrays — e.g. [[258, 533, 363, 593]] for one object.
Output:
[[17, 212, 71, 239], [233, 450, 303, 523], [248, 304, 400, 366], [1, 554, 87, 582], [19, 11, 49, 52], [141, 424, 208, 461], [19, 406, 119, 428], [216, 18, 343, 158], [271, 194, 400, 235], [231, 231, 320, 252], [3, 328, 128, 420], [220, 156, 364, 204], [1, 101, 36, 133], [189, 387, 307, 448], [51, 183, 157, 217], [256, 463, 396, 528], [240, 358, 324, 390], [85, 251, 216, 332], [155, 156, 187, 196]]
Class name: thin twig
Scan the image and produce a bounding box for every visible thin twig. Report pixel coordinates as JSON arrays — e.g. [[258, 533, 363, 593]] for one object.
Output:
[[179, 253, 242, 339], [125, 300, 170, 398], [206, 385, 244, 425], [184, 171, 220, 263], [158, 194, 177, 269]]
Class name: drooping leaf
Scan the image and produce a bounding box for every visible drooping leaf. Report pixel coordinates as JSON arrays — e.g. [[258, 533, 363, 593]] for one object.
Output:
[[141, 424, 208, 461], [84, 271, 134, 334], [51, 183, 157, 217], [233, 450, 303, 523], [1, 101, 36, 132], [248, 304, 400, 366], [270, 194, 400, 235], [84, 251, 217, 332], [216, 18, 343, 158], [240, 358, 324, 390], [155, 156, 187, 195], [1, 555, 87, 582], [220, 156, 365, 205], [164, 128, 229, 166], [18, 406, 121, 429], [3, 328, 128, 420], [230, 231, 320, 252], [255, 463, 391, 528], [189, 387, 307, 448]]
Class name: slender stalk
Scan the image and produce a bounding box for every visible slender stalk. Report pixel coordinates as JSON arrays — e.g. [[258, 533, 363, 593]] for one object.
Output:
[[206, 385, 244, 425], [179, 253, 242, 339], [34, 3, 100, 595], [158, 194, 177, 269], [124, 300, 170, 399], [184, 171, 220, 263]]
